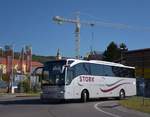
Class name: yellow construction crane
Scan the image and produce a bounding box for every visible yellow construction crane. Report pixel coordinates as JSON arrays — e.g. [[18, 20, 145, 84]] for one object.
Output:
[[53, 13, 94, 59], [53, 13, 150, 59]]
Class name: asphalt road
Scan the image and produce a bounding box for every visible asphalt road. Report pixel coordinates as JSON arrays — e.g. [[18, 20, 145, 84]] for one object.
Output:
[[0, 96, 149, 117]]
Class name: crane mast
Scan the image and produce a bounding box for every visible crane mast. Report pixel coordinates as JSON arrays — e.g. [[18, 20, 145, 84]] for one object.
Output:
[[75, 13, 80, 59], [53, 14, 82, 59]]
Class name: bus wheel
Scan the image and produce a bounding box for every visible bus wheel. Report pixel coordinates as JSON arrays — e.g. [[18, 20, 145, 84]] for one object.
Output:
[[81, 90, 89, 103], [119, 89, 125, 100]]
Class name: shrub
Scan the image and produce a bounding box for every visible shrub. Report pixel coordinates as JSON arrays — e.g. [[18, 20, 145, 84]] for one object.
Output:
[[18, 80, 30, 93]]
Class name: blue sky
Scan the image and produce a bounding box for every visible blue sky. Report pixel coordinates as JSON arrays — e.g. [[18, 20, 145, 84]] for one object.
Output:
[[0, 0, 150, 57]]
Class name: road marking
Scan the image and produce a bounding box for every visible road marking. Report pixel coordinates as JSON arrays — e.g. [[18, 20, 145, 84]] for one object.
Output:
[[94, 102, 121, 117]]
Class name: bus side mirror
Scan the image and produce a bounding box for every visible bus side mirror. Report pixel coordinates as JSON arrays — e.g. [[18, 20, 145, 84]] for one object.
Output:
[[61, 65, 70, 73]]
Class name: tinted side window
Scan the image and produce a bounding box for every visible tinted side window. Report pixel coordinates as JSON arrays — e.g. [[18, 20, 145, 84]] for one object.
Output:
[[90, 64, 104, 76], [66, 63, 90, 85], [83, 63, 91, 75], [103, 65, 115, 76], [112, 66, 123, 77], [129, 69, 135, 78], [74, 63, 90, 77], [112, 66, 135, 78], [121, 68, 135, 78]]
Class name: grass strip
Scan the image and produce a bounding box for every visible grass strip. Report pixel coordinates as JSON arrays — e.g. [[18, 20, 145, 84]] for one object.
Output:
[[119, 96, 150, 113]]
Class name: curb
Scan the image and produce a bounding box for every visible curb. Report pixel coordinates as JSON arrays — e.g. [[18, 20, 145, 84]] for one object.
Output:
[[15, 95, 39, 97], [0, 93, 40, 98]]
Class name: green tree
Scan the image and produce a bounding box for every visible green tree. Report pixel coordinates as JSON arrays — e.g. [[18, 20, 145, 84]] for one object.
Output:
[[103, 41, 121, 62], [119, 43, 128, 51], [119, 43, 128, 62]]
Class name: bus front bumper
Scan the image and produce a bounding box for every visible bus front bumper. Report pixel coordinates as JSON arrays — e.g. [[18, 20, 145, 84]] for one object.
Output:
[[40, 92, 65, 100]]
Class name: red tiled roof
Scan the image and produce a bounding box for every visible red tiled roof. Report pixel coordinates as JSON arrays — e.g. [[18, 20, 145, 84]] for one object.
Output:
[[32, 61, 43, 67], [0, 57, 43, 67]]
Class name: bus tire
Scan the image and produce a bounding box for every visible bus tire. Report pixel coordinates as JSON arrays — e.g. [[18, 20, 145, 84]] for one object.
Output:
[[119, 89, 125, 100], [81, 90, 89, 103]]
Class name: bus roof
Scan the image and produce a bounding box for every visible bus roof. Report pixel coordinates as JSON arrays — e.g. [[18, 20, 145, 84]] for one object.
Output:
[[66, 59, 135, 69]]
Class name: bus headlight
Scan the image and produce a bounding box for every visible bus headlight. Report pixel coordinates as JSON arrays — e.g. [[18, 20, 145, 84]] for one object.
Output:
[[60, 90, 65, 94], [133, 81, 136, 85]]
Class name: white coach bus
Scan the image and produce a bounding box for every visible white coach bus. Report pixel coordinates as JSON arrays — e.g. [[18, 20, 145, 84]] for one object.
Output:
[[40, 59, 136, 102]]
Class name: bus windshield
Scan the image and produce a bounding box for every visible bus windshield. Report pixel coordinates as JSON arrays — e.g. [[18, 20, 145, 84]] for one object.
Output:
[[42, 60, 66, 86]]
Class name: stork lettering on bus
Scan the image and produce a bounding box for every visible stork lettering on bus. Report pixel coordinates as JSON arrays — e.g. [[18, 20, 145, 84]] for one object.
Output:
[[80, 76, 95, 82]]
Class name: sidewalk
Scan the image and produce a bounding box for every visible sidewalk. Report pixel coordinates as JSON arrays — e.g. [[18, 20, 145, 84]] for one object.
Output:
[[15, 93, 40, 97], [0, 93, 40, 99], [0, 93, 16, 100]]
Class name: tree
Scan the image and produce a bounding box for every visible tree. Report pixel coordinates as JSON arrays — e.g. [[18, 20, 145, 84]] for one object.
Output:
[[103, 41, 121, 62], [119, 43, 128, 63], [119, 43, 128, 51]]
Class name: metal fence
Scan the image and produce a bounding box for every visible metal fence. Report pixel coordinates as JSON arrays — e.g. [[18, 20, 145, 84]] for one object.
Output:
[[137, 78, 150, 98]]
